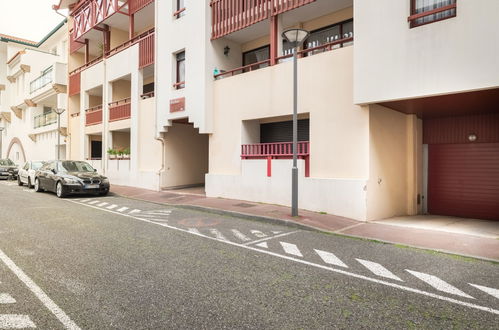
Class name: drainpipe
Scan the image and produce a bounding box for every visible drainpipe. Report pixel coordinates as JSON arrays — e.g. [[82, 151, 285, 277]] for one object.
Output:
[[155, 134, 165, 191]]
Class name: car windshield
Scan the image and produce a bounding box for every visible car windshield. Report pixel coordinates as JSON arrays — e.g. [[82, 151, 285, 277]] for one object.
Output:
[[0, 159, 15, 166], [32, 162, 44, 170], [60, 161, 95, 173]]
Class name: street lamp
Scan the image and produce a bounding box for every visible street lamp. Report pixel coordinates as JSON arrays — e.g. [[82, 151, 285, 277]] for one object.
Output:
[[53, 108, 66, 161], [282, 28, 309, 217], [0, 126, 4, 158]]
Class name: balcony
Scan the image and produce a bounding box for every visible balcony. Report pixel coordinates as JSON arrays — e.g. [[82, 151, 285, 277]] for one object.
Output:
[[33, 112, 57, 129], [30, 67, 54, 94], [242, 141, 310, 177], [210, 0, 315, 39], [109, 97, 131, 121], [85, 105, 103, 126]]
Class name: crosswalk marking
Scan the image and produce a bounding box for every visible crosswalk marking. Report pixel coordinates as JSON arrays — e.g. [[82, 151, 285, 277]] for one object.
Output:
[[129, 209, 141, 214], [250, 230, 267, 238], [106, 204, 118, 210], [0, 293, 16, 304], [315, 249, 348, 268], [0, 314, 36, 328], [280, 242, 303, 257], [255, 242, 268, 248], [187, 228, 201, 235], [97, 202, 108, 207], [357, 259, 402, 281], [88, 201, 99, 205], [469, 284, 499, 300], [407, 270, 474, 299], [209, 229, 227, 241], [231, 229, 250, 242], [117, 207, 129, 212]]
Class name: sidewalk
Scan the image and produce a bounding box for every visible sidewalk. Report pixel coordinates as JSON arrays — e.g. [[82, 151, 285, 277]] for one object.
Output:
[[110, 185, 499, 262]]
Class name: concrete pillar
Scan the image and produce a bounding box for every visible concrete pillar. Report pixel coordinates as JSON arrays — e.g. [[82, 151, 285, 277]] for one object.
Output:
[[130, 60, 142, 173]]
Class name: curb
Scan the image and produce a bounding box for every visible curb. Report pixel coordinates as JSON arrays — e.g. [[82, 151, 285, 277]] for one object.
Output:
[[110, 191, 499, 264]]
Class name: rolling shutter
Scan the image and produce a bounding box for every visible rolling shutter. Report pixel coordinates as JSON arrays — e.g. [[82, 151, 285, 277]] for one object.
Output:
[[260, 119, 309, 143]]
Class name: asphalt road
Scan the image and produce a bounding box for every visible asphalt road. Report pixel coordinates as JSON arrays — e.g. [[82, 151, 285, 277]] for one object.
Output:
[[0, 180, 498, 329]]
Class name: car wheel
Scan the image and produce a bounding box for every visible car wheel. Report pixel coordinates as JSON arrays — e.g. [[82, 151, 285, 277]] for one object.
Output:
[[27, 178, 33, 189], [17, 176, 23, 186], [34, 178, 43, 192], [56, 182, 66, 198]]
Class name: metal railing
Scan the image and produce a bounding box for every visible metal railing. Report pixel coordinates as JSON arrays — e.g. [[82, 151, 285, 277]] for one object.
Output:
[[30, 66, 53, 94], [241, 141, 309, 158], [34, 111, 57, 129], [109, 97, 131, 121], [85, 105, 103, 126]]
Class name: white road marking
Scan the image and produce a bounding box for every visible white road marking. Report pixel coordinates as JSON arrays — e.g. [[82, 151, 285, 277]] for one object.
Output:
[[0, 249, 81, 329], [272, 231, 282, 234], [280, 242, 303, 257], [0, 314, 36, 328], [315, 249, 348, 268], [0, 293, 16, 304], [66, 199, 499, 316], [406, 270, 474, 299], [209, 229, 228, 241], [187, 228, 201, 235], [250, 230, 267, 238], [469, 284, 499, 300], [356, 259, 402, 281], [88, 201, 99, 205], [97, 202, 108, 207], [144, 210, 172, 215], [231, 229, 251, 242], [129, 209, 141, 214], [106, 204, 118, 210], [255, 242, 268, 248], [22, 189, 34, 193], [117, 207, 129, 212], [79, 199, 90, 203], [242, 231, 299, 246]]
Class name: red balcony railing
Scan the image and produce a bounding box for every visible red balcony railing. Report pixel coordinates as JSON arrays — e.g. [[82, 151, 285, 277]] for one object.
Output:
[[72, 0, 128, 40], [215, 36, 353, 79], [139, 31, 154, 68], [241, 141, 310, 177], [68, 71, 81, 96], [109, 97, 131, 121], [129, 0, 154, 15], [85, 105, 103, 126], [210, 0, 316, 39]]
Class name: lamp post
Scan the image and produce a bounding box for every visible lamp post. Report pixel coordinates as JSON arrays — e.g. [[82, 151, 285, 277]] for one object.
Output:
[[54, 108, 66, 161], [282, 28, 309, 217], [0, 126, 4, 158]]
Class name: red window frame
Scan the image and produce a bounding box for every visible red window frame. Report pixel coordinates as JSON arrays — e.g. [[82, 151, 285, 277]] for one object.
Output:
[[409, 0, 457, 28], [175, 51, 185, 90]]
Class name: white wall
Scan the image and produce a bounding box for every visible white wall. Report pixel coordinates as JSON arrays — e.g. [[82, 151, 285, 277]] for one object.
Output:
[[354, 0, 499, 104]]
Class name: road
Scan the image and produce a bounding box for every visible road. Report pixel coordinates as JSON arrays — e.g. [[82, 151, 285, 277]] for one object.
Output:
[[0, 180, 498, 329]]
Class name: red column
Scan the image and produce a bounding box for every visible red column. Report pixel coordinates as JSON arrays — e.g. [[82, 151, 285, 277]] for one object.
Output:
[[269, 14, 278, 66], [129, 13, 135, 40], [267, 156, 272, 177]]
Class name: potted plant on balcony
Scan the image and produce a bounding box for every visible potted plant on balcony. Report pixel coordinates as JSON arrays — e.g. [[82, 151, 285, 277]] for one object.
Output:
[[107, 148, 116, 159], [123, 148, 130, 160], [116, 148, 124, 159]]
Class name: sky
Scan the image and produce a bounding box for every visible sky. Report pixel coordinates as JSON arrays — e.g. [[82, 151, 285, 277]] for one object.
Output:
[[0, 0, 68, 42]]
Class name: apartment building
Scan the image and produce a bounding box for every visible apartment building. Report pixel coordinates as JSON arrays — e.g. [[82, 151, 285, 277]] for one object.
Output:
[[0, 22, 68, 164], [58, 0, 498, 222]]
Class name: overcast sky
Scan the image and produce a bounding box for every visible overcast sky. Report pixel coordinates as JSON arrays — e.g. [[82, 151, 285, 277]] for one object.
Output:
[[0, 0, 68, 42]]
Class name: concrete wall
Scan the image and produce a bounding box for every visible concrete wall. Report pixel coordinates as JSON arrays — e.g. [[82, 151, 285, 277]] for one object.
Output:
[[366, 104, 423, 220], [208, 46, 369, 220], [163, 123, 209, 188], [112, 79, 131, 101], [354, 0, 499, 103]]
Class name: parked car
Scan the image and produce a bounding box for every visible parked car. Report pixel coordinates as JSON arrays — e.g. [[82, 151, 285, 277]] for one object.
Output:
[[0, 159, 19, 180], [18, 161, 46, 188], [34, 160, 110, 198]]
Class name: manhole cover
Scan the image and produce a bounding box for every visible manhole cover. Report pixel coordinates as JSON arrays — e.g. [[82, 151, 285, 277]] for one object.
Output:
[[234, 203, 256, 208]]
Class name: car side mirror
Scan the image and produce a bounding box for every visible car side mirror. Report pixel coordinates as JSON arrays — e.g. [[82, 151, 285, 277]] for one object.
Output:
[[94, 169, 97, 172], [51, 169, 57, 174]]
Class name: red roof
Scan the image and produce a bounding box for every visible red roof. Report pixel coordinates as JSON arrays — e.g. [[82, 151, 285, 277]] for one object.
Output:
[[0, 33, 37, 46]]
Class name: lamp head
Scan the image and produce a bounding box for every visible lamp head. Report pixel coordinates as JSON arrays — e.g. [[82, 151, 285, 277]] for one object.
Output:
[[54, 108, 66, 115], [282, 28, 309, 48]]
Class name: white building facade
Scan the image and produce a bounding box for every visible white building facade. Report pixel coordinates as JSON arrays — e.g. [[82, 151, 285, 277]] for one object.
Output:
[[0, 22, 68, 165]]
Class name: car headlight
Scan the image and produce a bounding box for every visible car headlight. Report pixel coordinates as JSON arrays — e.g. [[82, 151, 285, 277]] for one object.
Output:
[[64, 178, 80, 184]]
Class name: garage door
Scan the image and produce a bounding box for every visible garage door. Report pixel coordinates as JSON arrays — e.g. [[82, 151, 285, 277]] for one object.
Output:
[[428, 143, 499, 220]]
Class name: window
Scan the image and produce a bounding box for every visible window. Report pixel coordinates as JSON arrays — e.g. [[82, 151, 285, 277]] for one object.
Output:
[[175, 51, 185, 89], [303, 19, 353, 55], [175, 0, 185, 18], [410, 0, 456, 28], [243, 46, 270, 72]]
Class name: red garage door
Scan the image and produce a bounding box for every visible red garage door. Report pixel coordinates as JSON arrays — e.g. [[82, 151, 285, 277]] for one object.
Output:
[[428, 143, 499, 220]]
